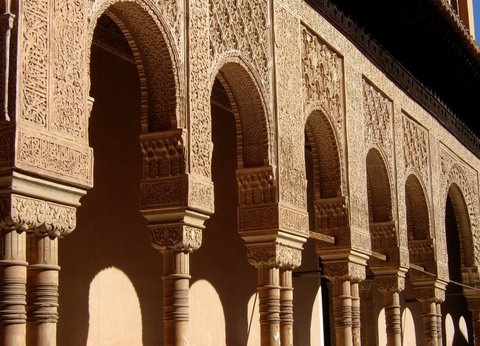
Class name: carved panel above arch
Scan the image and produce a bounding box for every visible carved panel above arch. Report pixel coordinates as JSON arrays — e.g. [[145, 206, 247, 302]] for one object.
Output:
[[402, 113, 431, 193], [302, 27, 345, 134], [362, 79, 394, 167], [209, 0, 270, 95]]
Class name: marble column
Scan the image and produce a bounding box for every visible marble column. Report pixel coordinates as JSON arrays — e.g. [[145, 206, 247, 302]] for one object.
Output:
[[420, 299, 438, 346], [0, 230, 27, 346], [279, 268, 293, 346], [350, 281, 361, 345], [332, 278, 353, 346], [359, 280, 375, 346], [258, 265, 281, 346], [26, 235, 59, 346], [162, 249, 191, 346], [383, 291, 401, 346]]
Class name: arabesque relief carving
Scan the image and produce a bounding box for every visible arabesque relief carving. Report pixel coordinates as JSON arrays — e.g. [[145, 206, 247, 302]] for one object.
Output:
[[20, 0, 49, 128], [0, 194, 76, 237], [276, 7, 307, 210], [209, 0, 269, 94], [363, 79, 394, 167], [246, 243, 302, 269], [402, 113, 431, 190], [51, 0, 88, 140], [302, 28, 344, 132]]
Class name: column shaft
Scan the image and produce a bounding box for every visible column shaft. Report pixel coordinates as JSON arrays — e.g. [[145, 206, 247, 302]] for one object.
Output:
[[332, 278, 352, 346], [359, 280, 374, 346], [26, 235, 59, 346], [0, 230, 27, 346], [472, 309, 480, 346], [280, 269, 293, 346], [384, 291, 401, 346], [436, 303, 442, 346], [420, 300, 438, 346], [258, 266, 280, 346], [163, 250, 190, 346], [350, 282, 360, 346]]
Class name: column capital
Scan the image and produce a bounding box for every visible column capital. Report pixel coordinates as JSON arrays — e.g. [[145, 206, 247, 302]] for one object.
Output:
[[246, 242, 302, 269], [0, 172, 85, 237], [148, 210, 208, 253], [321, 251, 368, 282], [412, 279, 447, 303], [374, 270, 407, 293]]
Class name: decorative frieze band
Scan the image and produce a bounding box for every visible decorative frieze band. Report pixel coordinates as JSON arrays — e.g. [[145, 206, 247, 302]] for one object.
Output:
[[15, 130, 93, 187]]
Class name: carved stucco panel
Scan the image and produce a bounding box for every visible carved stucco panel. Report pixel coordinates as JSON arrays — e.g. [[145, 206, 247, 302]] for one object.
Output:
[[344, 68, 368, 231], [302, 28, 344, 134], [276, 5, 306, 210], [209, 0, 270, 97], [402, 112, 431, 192], [19, 0, 49, 128], [362, 79, 395, 174], [189, 0, 212, 178], [51, 0, 88, 140], [15, 128, 93, 187]]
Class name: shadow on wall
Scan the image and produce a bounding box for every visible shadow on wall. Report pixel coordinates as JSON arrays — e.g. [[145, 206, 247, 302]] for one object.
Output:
[[86, 267, 143, 346], [58, 44, 164, 345]]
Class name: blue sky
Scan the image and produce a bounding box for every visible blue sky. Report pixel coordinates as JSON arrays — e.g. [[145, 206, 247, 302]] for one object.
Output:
[[476, 0, 480, 41]]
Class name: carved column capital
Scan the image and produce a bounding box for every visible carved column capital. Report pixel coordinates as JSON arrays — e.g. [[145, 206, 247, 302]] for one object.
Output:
[[374, 271, 406, 294], [0, 172, 85, 238], [321, 252, 368, 282], [412, 280, 447, 304], [151, 224, 202, 253], [246, 243, 302, 270]]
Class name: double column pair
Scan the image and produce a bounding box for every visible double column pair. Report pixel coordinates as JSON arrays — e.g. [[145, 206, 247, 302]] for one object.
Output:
[[322, 258, 367, 346], [0, 175, 83, 346], [0, 232, 59, 346], [246, 243, 303, 346]]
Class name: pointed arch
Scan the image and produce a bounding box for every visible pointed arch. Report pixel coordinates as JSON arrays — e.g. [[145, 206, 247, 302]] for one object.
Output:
[[405, 174, 430, 241], [88, 0, 181, 133], [305, 109, 342, 200], [210, 57, 271, 168], [366, 148, 393, 223], [404, 174, 436, 273], [447, 183, 474, 268]]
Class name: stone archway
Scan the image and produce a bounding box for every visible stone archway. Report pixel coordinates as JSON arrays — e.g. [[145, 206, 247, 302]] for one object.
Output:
[[442, 183, 477, 345], [87, 0, 180, 133]]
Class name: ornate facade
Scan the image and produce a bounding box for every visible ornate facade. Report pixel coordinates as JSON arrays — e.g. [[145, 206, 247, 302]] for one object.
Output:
[[0, 0, 479, 345]]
